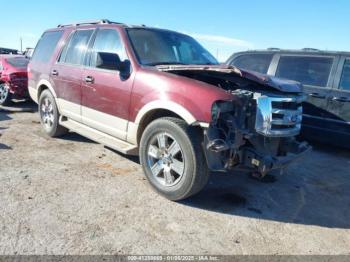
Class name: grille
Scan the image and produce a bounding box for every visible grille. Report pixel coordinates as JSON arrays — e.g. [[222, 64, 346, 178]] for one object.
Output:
[[255, 95, 305, 137]]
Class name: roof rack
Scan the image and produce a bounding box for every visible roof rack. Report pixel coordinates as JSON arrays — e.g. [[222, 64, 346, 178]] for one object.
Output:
[[57, 19, 123, 28], [301, 48, 320, 51]]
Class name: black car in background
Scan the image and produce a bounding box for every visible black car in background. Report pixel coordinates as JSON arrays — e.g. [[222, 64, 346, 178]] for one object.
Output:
[[227, 49, 350, 148]]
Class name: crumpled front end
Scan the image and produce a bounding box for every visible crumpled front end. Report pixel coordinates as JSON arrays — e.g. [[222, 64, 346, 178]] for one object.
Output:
[[0, 74, 29, 98], [203, 90, 311, 176]]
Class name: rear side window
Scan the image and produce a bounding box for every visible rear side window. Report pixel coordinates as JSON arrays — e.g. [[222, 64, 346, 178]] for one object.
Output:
[[231, 54, 273, 74], [89, 29, 128, 70], [60, 30, 93, 65], [32, 31, 63, 63], [339, 59, 350, 91], [6, 57, 29, 68], [276, 56, 334, 87]]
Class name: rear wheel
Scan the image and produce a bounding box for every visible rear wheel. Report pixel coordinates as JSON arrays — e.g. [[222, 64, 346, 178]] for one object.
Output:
[[0, 83, 12, 106], [140, 117, 209, 201], [39, 89, 68, 137]]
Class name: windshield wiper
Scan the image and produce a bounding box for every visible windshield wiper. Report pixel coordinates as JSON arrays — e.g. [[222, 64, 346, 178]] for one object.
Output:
[[145, 62, 188, 66]]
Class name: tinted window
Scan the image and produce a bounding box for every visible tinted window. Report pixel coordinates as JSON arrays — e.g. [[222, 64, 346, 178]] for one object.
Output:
[[127, 28, 218, 65], [61, 30, 93, 65], [32, 31, 63, 63], [89, 29, 128, 70], [6, 57, 29, 68], [276, 56, 333, 87], [231, 54, 273, 74], [339, 59, 350, 91]]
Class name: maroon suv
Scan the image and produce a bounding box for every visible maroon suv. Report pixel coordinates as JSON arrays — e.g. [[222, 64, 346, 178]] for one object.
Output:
[[28, 20, 310, 200], [0, 55, 29, 105]]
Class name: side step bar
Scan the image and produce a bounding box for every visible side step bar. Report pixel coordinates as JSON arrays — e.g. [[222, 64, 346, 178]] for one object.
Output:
[[59, 118, 138, 155]]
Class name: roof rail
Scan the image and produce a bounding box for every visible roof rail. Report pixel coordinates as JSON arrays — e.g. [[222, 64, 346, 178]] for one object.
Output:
[[267, 47, 280, 51], [57, 19, 123, 28], [301, 48, 320, 51]]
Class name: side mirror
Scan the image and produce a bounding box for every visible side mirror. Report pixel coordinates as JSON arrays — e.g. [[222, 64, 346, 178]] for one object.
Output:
[[96, 52, 131, 78]]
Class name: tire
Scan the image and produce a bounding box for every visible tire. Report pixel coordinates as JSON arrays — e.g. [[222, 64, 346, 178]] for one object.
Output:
[[139, 117, 209, 201], [38, 89, 68, 137], [0, 83, 12, 106]]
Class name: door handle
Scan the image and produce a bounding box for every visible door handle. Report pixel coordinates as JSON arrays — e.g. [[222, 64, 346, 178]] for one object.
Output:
[[309, 93, 326, 99], [51, 70, 59, 76], [332, 96, 350, 102], [84, 76, 94, 84]]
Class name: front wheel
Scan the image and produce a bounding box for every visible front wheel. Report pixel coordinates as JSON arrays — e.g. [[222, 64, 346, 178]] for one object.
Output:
[[0, 83, 12, 106], [139, 117, 209, 201]]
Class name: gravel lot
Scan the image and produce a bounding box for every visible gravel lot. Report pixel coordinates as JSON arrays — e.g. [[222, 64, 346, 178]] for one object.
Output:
[[0, 101, 350, 255]]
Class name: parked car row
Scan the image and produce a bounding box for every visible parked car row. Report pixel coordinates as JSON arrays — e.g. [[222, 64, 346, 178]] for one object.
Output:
[[227, 49, 350, 148]]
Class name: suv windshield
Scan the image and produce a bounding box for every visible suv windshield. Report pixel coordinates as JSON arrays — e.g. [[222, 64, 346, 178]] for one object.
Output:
[[127, 28, 218, 66], [6, 57, 29, 68]]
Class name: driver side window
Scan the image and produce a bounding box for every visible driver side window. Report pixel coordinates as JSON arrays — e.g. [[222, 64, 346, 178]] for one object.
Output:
[[89, 29, 128, 70]]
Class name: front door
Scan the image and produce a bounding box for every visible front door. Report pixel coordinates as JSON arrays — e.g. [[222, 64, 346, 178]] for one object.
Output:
[[51, 29, 94, 122], [81, 28, 134, 140]]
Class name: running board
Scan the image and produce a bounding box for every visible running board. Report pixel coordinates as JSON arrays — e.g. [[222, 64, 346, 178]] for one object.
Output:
[[59, 118, 138, 155]]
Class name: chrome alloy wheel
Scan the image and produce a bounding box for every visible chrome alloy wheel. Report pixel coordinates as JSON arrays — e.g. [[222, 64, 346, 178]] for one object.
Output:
[[147, 132, 185, 187], [0, 83, 9, 104], [40, 97, 54, 129]]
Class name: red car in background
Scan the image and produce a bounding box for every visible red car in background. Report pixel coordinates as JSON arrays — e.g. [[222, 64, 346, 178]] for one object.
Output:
[[0, 55, 29, 105]]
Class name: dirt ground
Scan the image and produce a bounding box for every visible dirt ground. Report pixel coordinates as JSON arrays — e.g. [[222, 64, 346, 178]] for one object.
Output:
[[0, 101, 350, 255]]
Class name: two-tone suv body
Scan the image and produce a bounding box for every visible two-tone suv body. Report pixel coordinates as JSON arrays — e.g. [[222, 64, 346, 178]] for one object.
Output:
[[227, 49, 350, 148], [29, 20, 310, 200]]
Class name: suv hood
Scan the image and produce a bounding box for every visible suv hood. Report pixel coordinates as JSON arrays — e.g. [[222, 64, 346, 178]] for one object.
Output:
[[156, 64, 303, 93]]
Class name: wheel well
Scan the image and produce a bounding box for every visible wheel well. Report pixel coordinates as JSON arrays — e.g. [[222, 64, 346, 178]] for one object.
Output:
[[137, 109, 184, 144], [37, 85, 48, 100]]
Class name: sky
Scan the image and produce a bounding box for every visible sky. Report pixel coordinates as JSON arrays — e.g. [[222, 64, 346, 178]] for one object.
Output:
[[0, 0, 349, 61]]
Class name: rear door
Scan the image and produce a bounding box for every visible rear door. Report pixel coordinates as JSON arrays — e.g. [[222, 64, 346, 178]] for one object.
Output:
[[51, 29, 94, 122], [326, 56, 350, 141], [273, 54, 338, 134]]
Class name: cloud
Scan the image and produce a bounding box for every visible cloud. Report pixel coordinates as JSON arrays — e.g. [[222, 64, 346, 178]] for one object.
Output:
[[187, 32, 254, 49]]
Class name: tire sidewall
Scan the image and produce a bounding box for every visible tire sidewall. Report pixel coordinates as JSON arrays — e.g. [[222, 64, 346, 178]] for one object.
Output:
[[140, 119, 198, 200], [38, 90, 60, 137], [0, 83, 11, 106]]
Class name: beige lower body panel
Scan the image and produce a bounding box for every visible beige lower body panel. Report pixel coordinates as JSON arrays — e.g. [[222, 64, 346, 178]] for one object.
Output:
[[28, 86, 38, 103], [57, 98, 138, 155], [59, 118, 138, 155]]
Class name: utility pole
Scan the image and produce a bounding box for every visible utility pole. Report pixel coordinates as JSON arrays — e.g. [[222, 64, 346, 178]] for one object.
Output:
[[20, 37, 23, 53]]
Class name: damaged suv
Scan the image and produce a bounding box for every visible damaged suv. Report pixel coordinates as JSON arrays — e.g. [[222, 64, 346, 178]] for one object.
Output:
[[29, 20, 310, 200]]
